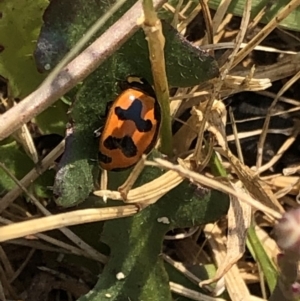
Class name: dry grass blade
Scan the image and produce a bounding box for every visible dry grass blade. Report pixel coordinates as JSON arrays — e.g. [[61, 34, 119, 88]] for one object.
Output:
[[204, 98, 284, 214], [199, 0, 213, 45], [0, 206, 137, 242], [95, 169, 184, 205], [4, 238, 92, 258], [210, 184, 252, 285], [253, 53, 300, 81], [219, 0, 252, 77], [283, 164, 300, 176], [170, 0, 184, 27], [226, 128, 293, 143], [192, 97, 216, 165], [225, 151, 284, 213], [169, 281, 226, 301], [0, 97, 39, 164], [177, 3, 202, 32], [212, 0, 232, 35], [247, 1, 274, 32], [202, 224, 251, 300], [266, 175, 300, 197], [221, 75, 271, 93], [257, 126, 300, 174], [162, 254, 203, 287], [228, 107, 244, 163], [153, 158, 282, 219], [173, 114, 198, 155], [0, 216, 107, 262], [202, 42, 298, 55]]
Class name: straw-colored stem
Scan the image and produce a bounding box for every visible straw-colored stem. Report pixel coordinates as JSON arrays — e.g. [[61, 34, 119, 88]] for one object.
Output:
[[142, 0, 172, 156]]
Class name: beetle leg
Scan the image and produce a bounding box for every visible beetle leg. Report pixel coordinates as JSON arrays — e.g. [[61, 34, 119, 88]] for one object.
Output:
[[93, 126, 103, 138]]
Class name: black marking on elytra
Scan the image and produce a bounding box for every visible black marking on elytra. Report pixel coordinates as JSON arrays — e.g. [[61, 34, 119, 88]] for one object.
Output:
[[98, 151, 112, 164], [115, 98, 152, 132], [104, 135, 137, 158]]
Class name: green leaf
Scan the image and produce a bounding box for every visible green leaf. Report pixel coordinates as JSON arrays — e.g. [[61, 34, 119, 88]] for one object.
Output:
[[34, 0, 219, 84], [34, 0, 123, 72], [247, 225, 278, 292], [53, 131, 97, 207], [35, 100, 69, 135], [208, 0, 300, 32], [0, 0, 48, 98], [0, 141, 33, 192], [53, 68, 109, 207], [28, 168, 56, 199], [0, 141, 55, 198], [77, 176, 229, 301], [123, 22, 219, 87]]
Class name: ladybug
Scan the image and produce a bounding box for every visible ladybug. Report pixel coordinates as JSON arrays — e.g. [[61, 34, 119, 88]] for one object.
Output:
[[98, 76, 161, 171]]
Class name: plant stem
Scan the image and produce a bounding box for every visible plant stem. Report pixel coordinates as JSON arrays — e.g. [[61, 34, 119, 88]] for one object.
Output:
[[142, 0, 172, 156]]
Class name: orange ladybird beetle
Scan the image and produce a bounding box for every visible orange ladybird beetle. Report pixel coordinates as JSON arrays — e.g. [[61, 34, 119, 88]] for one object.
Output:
[[98, 76, 161, 171]]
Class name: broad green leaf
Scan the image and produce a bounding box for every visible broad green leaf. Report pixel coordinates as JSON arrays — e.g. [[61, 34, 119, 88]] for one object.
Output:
[[34, 0, 119, 72], [209, 0, 300, 32], [77, 177, 229, 301], [0, 0, 48, 98], [123, 22, 219, 87], [34, 0, 219, 84]]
